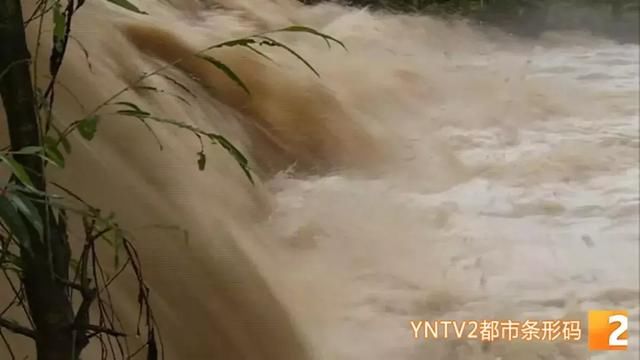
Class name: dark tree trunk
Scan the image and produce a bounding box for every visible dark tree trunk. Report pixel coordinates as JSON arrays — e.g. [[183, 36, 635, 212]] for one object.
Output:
[[0, 1, 76, 359]]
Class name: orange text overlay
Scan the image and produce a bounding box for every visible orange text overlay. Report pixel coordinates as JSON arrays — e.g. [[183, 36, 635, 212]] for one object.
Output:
[[410, 319, 582, 342]]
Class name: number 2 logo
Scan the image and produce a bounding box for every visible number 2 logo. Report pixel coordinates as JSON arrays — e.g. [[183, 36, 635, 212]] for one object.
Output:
[[608, 314, 628, 347], [588, 310, 629, 351]]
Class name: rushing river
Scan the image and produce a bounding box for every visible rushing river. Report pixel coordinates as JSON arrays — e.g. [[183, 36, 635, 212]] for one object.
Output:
[[261, 14, 640, 360], [2, 0, 638, 359]]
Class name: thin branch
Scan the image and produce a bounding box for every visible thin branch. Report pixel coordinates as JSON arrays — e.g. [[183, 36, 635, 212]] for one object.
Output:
[[0, 317, 35, 339], [0, 292, 20, 318], [0, 328, 17, 360], [85, 324, 126, 338], [1, 269, 34, 329]]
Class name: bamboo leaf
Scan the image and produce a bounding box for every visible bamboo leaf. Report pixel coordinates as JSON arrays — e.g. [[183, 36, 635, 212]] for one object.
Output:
[[158, 74, 196, 98], [256, 35, 320, 77], [118, 110, 151, 118], [11, 146, 42, 155], [0, 154, 35, 189], [7, 192, 43, 241], [241, 43, 274, 61], [147, 330, 158, 360], [0, 250, 22, 271], [44, 141, 65, 168], [77, 115, 99, 140], [136, 118, 164, 150], [50, 1, 67, 69], [143, 116, 254, 183], [115, 102, 152, 118], [0, 195, 32, 252], [197, 151, 206, 171], [52, 1, 65, 42], [210, 38, 273, 61], [209, 134, 254, 184], [69, 35, 93, 72], [53, 125, 72, 154], [197, 55, 250, 94], [211, 38, 259, 49], [269, 25, 347, 50], [5, 183, 58, 199], [106, 0, 148, 14], [115, 101, 147, 114]]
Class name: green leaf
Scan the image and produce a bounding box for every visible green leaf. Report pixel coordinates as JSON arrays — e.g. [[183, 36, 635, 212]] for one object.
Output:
[[115, 102, 151, 118], [158, 74, 196, 98], [53, 125, 72, 154], [118, 110, 151, 118], [209, 134, 254, 184], [0, 154, 35, 189], [52, 2, 66, 42], [76, 0, 87, 11], [137, 119, 164, 150], [69, 35, 93, 72], [210, 38, 273, 62], [269, 25, 347, 50], [7, 192, 43, 241], [106, 0, 148, 14], [256, 35, 320, 77], [0, 250, 23, 271], [241, 44, 275, 61], [44, 142, 65, 168], [77, 115, 99, 141], [115, 101, 147, 113], [211, 38, 259, 49], [5, 183, 56, 199], [0, 195, 32, 252], [12, 146, 42, 155], [197, 55, 250, 94], [139, 115, 254, 183], [197, 151, 206, 171]]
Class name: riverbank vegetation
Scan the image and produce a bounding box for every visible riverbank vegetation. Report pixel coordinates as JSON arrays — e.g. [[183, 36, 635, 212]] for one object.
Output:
[[302, 0, 640, 42], [1, 0, 337, 358]]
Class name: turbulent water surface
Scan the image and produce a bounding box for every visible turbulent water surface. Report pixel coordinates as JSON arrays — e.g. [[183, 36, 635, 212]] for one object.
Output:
[[264, 28, 640, 360], [262, 17, 640, 360], [2, 0, 638, 359]]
